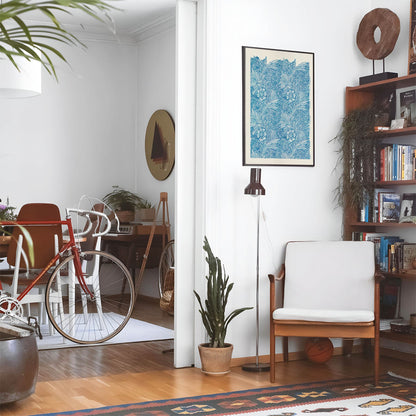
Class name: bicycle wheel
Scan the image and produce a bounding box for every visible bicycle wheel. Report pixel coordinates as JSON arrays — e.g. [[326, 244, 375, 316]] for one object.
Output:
[[45, 250, 135, 344], [158, 240, 174, 297]]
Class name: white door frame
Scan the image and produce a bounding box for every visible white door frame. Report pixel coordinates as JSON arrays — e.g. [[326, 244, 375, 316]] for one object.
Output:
[[174, 0, 220, 368]]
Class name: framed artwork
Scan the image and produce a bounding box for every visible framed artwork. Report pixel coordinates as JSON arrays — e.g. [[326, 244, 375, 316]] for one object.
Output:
[[145, 110, 175, 181], [409, 0, 416, 74], [242, 46, 314, 166]]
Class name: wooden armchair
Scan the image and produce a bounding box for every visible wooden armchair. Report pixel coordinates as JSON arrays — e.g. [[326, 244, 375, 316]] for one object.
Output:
[[269, 241, 382, 385]]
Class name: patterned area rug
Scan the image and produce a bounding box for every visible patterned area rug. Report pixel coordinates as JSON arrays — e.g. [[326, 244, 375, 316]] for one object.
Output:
[[31, 374, 415, 416]]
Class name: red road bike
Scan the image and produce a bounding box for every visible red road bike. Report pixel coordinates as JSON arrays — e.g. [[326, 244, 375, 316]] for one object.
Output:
[[0, 208, 135, 344]]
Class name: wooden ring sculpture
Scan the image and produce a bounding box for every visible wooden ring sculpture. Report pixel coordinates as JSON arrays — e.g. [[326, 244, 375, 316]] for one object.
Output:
[[356, 8, 400, 60]]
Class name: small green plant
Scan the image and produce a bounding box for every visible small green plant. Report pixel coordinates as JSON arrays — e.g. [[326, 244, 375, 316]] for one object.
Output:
[[103, 186, 145, 211], [137, 199, 154, 209], [194, 237, 252, 348]]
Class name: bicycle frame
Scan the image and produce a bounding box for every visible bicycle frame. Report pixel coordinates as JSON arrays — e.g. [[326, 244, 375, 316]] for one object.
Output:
[[0, 216, 93, 303]]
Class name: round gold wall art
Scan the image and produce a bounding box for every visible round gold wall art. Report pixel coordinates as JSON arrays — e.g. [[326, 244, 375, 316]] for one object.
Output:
[[145, 110, 175, 181], [356, 8, 400, 60]]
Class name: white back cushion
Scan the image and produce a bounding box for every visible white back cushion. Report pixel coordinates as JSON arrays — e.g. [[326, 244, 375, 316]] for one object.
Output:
[[283, 241, 375, 311]]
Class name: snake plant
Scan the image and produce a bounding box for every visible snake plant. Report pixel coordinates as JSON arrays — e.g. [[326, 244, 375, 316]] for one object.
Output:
[[0, 0, 116, 79], [194, 237, 252, 348]]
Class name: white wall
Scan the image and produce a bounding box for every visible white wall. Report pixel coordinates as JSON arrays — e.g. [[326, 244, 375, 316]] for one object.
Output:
[[0, 39, 138, 213], [135, 27, 176, 298], [0, 27, 176, 298], [193, 0, 412, 362]]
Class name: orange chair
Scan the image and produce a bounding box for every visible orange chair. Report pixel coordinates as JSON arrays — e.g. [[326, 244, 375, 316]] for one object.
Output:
[[269, 241, 381, 385]]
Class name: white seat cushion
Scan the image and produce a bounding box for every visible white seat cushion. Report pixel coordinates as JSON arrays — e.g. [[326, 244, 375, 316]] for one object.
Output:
[[273, 307, 374, 323]]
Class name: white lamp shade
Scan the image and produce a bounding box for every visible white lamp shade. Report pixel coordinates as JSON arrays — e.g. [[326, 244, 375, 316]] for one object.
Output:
[[0, 57, 41, 98]]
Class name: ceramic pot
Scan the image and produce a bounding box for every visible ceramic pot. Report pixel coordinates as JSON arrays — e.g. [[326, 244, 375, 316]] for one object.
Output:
[[116, 210, 135, 224], [0, 322, 39, 404], [136, 208, 155, 222], [198, 343, 233, 376]]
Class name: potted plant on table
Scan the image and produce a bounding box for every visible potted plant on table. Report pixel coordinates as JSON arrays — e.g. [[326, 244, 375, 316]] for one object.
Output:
[[103, 186, 145, 223], [136, 199, 155, 222], [194, 237, 252, 375]]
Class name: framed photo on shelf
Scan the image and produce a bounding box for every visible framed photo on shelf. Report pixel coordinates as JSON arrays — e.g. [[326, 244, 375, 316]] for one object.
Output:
[[242, 46, 314, 166], [399, 193, 416, 223], [409, 0, 416, 74], [395, 86, 416, 127]]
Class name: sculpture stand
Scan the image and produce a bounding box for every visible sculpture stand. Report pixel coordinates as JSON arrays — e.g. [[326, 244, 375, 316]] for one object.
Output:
[[359, 59, 397, 85]]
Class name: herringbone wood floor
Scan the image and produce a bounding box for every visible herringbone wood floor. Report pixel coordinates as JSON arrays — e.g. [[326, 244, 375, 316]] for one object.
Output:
[[1, 299, 415, 416]]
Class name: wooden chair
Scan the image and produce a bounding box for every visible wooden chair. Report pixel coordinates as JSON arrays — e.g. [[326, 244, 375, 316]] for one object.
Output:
[[269, 241, 381, 385], [0, 203, 63, 323]]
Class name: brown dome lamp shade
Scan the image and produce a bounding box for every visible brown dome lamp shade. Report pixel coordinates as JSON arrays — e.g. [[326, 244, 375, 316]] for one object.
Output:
[[244, 168, 266, 196]]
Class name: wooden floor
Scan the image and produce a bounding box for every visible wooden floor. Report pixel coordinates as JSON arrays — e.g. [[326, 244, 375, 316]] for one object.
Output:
[[1, 300, 415, 416]]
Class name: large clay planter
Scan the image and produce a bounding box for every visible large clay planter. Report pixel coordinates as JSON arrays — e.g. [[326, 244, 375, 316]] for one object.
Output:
[[136, 208, 155, 222], [0, 322, 39, 404], [116, 210, 135, 224], [198, 343, 233, 376]]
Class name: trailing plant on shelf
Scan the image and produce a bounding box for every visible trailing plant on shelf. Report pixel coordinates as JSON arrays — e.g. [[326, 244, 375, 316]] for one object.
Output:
[[333, 106, 378, 210], [0, 0, 116, 79], [194, 237, 252, 349]]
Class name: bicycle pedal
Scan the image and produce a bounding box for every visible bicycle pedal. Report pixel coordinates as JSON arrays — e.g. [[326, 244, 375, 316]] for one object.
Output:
[[28, 316, 43, 340]]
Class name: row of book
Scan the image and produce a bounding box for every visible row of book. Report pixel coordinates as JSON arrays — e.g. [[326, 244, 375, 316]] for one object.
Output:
[[351, 233, 416, 273], [360, 191, 416, 224], [379, 144, 416, 182]]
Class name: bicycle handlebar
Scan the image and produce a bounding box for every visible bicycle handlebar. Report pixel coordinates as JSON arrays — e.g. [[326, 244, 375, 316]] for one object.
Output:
[[66, 208, 112, 238]]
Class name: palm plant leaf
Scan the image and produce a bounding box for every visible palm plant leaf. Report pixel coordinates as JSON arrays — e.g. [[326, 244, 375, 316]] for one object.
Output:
[[0, 0, 117, 78]]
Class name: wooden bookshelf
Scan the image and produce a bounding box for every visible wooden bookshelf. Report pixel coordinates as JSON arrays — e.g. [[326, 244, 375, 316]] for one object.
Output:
[[344, 74, 416, 348]]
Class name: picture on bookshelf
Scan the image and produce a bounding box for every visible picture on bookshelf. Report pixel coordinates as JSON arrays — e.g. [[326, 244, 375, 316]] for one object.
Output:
[[396, 86, 416, 127], [399, 88, 416, 126], [402, 243, 416, 270], [379, 192, 401, 223], [399, 192, 416, 223]]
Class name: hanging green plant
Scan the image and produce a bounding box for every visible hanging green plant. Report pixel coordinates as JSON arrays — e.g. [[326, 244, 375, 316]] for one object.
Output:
[[333, 106, 378, 211]]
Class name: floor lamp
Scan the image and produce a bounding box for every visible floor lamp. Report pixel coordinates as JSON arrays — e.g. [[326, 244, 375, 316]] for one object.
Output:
[[242, 168, 269, 372]]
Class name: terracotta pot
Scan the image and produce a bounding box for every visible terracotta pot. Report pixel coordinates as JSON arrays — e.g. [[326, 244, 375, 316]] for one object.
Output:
[[198, 343, 233, 376], [116, 210, 135, 224], [136, 208, 155, 222]]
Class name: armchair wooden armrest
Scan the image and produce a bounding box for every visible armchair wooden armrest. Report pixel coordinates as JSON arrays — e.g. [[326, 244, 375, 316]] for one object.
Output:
[[374, 266, 385, 284], [269, 264, 285, 314]]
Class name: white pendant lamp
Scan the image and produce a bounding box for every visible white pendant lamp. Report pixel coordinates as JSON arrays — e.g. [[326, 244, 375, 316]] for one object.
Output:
[[0, 56, 41, 98]]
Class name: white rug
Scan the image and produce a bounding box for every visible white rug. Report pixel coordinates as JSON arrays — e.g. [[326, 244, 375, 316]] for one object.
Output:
[[36, 314, 174, 350]]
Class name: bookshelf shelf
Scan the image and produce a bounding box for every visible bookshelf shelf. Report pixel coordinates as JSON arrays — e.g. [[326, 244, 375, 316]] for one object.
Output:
[[344, 74, 416, 351], [380, 330, 416, 344], [350, 221, 416, 228], [375, 180, 416, 186], [375, 126, 416, 138], [383, 271, 416, 281]]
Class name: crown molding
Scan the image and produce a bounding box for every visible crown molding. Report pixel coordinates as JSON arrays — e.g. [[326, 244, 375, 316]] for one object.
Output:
[[129, 11, 176, 43], [21, 10, 176, 46]]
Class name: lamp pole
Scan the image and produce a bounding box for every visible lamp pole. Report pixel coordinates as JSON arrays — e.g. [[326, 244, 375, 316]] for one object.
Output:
[[242, 168, 269, 372]]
